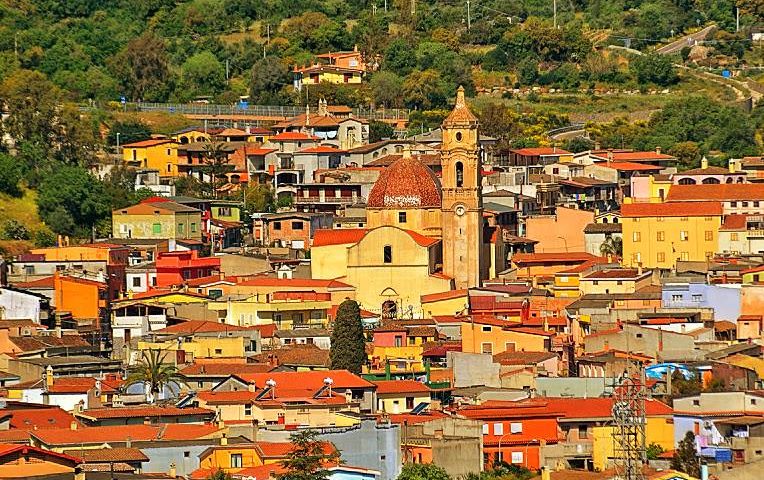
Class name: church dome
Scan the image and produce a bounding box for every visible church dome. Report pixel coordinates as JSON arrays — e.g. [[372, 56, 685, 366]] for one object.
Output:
[[367, 155, 442, 209]]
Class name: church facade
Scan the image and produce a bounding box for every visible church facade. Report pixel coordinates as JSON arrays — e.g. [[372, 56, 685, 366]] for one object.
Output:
[[311, 88, 501, 318]]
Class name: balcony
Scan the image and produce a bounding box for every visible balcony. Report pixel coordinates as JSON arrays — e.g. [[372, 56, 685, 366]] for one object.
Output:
[[294, 196, 358, 204], [746, 229, 764, 238]]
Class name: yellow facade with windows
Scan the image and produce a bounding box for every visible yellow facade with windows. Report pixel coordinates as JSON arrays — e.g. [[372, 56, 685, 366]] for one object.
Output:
[[207, 295, 331, 329], [122, 140, 180, 177], [137, 335, 249, 360], [592, 416, 674, 471], [621, 202, 722, 269]]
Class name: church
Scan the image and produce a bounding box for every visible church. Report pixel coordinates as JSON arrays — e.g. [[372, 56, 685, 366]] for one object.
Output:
[[311, 87, 503, 318]]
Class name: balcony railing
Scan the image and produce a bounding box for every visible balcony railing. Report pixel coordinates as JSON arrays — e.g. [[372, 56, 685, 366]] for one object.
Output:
[[294, 196, 357, 204]]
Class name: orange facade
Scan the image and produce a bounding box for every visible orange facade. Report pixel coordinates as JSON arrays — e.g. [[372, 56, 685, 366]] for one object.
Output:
[[54, 273, 106, 319]]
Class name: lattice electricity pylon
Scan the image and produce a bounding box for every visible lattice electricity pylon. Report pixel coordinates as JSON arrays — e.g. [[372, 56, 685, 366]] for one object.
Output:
[[612, 375, 647, 480]]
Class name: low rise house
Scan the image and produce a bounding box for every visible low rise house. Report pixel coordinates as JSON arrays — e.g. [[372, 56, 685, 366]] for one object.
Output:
[[373, 380, 431, 414], [0, 444, 82, 478], [74, 405, 216, 426], [112, 199, 203, 243]]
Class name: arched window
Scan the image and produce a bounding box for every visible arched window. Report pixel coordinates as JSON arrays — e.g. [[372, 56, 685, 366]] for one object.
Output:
[[383, 245, 392, 264], [602, 218, 608, 224], [456, 161, 464, 188], [737, 177, 745, 183], [726, 177, 734, 183], [702, 177, 720, 184], [382, 300, 397, 319], [613, 217, 619, 224], [678, 178, 696, 185]]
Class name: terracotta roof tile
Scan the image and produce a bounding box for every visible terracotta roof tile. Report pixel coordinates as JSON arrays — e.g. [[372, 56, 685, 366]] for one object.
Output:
[[13, 276, 55, 289], [7, 405, 77, 430], [667, 184, 764, 202], [367, 156, 442, 209], [373, 380, 431, 395], [154, 320, 250, 335], [421, 289, 468, 304], [180, 363, 274, 376], [64, 447, 149, 463], [31, 424, 221, 446], [512, 252, 600, 264], [512, 147, 571, 156], [599, 161, 662, 171], [122, 139, 175, 148], [621, 201, 723, 217], [270, 132, 319, 141], [78, 406, 214, 420], [720, 214, 749, 231], [493, 351, 557, 365]]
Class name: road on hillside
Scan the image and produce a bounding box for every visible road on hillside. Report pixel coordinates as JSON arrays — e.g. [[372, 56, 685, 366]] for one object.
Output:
[[656, 24, 717, 55]]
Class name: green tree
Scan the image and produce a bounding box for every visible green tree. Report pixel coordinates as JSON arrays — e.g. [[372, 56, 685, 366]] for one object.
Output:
[[369, 121, 395, 143], [671, 431, 700, 478], [563, 137, 595, 153], [370, 71, 404, 108], [646, 443, 665, 460], [476, 103, 521, 150], [182, 51, 226, 97], [125, 349, 187, 403], [111, 32, 171, 101], [202, 142, 235, 197], [668, 141, 702, 170], [36, 166, 110, 238], [206, 469, 234, 480], [107, 120, 152, 147], [244, 184, 276, 214], [250, 56, 291, 104], [277, 430, 340, 480], [1, 220, 30, 241], [631, 53, 678, 86], [0, 153, 23, 197], [599, 236, 623, 257], [403, 70, 447, 110], [383, 38, 417, 76], [396, 463, 451, 480], [329, 299, 366, 374]]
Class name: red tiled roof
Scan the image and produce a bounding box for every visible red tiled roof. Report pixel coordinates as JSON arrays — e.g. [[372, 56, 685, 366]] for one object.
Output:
[[235, 369, 375, 390], [47, 376, 122, 394], [7, 405, 78, 430], [122, 139, 174, 148], [0, 430, 33, 442], [237, 277, 353, 289], [153, 320, 250, 335], [621, 201, 722, 217], [13, 276, 55, 289], [367, 156, 442, 209], [0, 444, 82, 464], [594, 151, 674, 161], [126, 290, 209, 300], [512, 147, 571, 156], [599, 161, 662, 172], [387, 411, 449, 425], [270, 132, 319, 141], [582, 269, 649, 280], [58, 275, 107, 288], [720, 215, 749, 231], [667, 184, 764, 202], [180, 363, 274, 376], [64, 447, 149, 463], [31, 424, 221, 446], [78, 405, 214, 420], [493, 351, 557, 365], [297, 146, 346, 154], [246, 147, 278, 155], [373, 380, 431, 395], [421, 289, 468, 303], [312, 228, 368, 247], [512, 252, 600, 265]]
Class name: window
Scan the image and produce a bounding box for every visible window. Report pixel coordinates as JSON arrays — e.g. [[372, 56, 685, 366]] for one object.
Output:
[[510, 422, 522, 433], [511, 452, 523, 464], [692, 294, 703, 302], [493, 423, 504, 435], [680, 251, 690, 261], [245, 404, 252, 416], [383, 245, 392, 263], [752, 398, 758, 405], [398, 212, 407, 223], [656, 231, 665, 241], [197, 381, 204, 388], [482, 424, 489, 435], [152, 223, 162, 234], [191, 222, 197, 233], [178, 223, 185, 234], [482, 326, 492, 332], [406, 397, 415, 409], [692, 399, 700, 406], [671, 294, 682, 302], [231, 453, 243, 468], [184, 451, 190, 458], [132, 277, 142, 288], [456, 162, 464, 187], [273, 221, 282, 230], [579, 425, 589, 439], [456, 132, 463, 142], [292, 221, 304, 230], [481, 343, 493, 354], [680, 216, 688, 221], [755, 201, 760, 208], [632, 232, 641, 242], [743, 202, 749, 208], [731, 201, 738, 207], [214, 348, 222, 355], [680, 231, 689, 241], [731, 233, 739, 241], [394, 336, 403, 347]]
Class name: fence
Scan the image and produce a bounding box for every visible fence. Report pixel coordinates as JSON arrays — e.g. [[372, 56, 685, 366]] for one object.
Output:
[[134, 102, 409, 121]]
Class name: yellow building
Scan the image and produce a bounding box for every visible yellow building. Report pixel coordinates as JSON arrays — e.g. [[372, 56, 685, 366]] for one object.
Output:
[[461, 318, 552, 355], [172, 127, 212, 144], [207, 292, 333, 329], [621, 201, 723, 269], [373, 380, 432, 414], [578, 268, 654, 296], [420, 289, 469, 317], [136, 320, 260, 363], [592, 416, 675, 471], [122, 139, 179, 177], [112, 200, 203, 241], [631, 173, 674, 203]]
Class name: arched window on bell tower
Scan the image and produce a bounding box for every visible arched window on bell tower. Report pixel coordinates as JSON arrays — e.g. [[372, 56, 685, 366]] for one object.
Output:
[[456, 161, 464, 187]]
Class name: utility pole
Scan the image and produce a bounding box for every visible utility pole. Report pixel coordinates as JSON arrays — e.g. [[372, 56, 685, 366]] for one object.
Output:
[[384, 0, 387, 12], [466, 0, 471, 31], [553, 0, 557, 29], [225, 59, 229, 82], [14, 33, 18, 59], [736, 7, 740, 33], [411, 0, 415, 16]]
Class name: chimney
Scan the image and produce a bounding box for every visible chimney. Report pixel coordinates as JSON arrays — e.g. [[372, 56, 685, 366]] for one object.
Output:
[[594, 141, 601, 150], [541, 467, 551, 480], [729, 159, 736, 173], [169, 462, 177, 478], [45, 365, 54, 389], [655, 146, 661, 154], [70, 421, 77, 430], [248, 381, 257, 392], [220, 433, 228, 446], [638, 263, 643, 276], [701, 156, 708, 170]]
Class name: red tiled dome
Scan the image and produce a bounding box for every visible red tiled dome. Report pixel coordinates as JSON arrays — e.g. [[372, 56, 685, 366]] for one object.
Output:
[[367, 156, 442, 209]]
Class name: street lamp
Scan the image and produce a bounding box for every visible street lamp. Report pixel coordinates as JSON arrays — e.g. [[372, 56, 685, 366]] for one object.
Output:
[[497, 432, 510, 465], [116, 132, 121, 157], [557, 236, 569, 253]]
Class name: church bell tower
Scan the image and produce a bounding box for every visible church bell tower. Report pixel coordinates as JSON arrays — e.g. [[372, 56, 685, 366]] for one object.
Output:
[[440, 86, 484, 289]]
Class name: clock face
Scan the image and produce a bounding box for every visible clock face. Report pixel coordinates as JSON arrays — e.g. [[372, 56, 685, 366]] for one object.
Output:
[[455, 205, 466, 216]]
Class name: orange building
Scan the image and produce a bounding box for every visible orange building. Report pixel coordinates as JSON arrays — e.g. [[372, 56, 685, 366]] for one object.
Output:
[[0, 444, 82, 478], [460, 317, 553, 355], [511, 252, 603, 282], [459, 403, 561, 469], [54, 272, 108, 321]]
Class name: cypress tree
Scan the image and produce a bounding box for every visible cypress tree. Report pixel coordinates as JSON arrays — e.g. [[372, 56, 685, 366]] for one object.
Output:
[[329, 299, 367, 373]]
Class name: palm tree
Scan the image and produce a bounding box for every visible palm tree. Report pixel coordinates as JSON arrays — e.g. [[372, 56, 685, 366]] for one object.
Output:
[[599, 235, 623, 257], [125, 349, 187, 403]]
